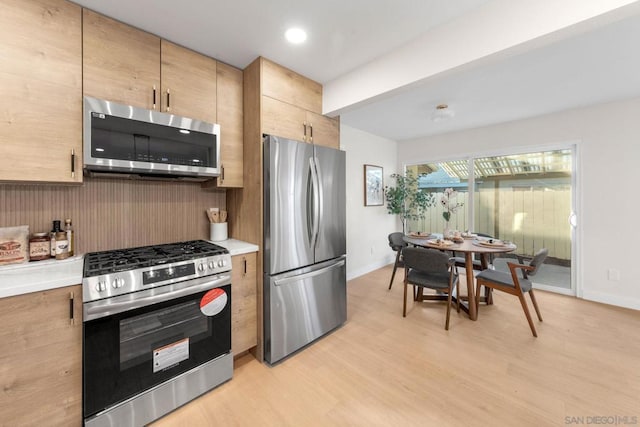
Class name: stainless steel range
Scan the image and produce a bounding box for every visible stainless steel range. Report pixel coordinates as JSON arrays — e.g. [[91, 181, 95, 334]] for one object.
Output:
[[82, 240, 233, 427]]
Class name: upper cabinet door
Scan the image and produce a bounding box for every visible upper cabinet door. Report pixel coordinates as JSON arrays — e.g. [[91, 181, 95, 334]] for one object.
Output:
[[0, 0, 82, 183], [306, 112, 340, 149], [161, 40, 217, 123], [216, 62, 243, 187], [261, 59, 322, 114], [83, 9, 160, 109], [261, 96, 307, 143]]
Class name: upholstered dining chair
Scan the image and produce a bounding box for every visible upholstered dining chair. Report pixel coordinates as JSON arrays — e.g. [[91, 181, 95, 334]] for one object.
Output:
[[388, 232, 407, 290], [402, 247, 459, 330], [474, 248, 548, 337]]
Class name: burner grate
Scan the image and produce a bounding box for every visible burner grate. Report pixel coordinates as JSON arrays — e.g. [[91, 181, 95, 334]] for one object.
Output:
[[83, 240, 227, 277]]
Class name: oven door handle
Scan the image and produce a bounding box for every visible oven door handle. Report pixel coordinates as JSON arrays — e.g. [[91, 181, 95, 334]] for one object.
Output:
[[83, 274, 231, 321]]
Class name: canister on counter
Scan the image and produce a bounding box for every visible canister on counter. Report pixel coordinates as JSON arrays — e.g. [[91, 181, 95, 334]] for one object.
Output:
[[29, 232, 50, 261], [55, 231, 70, 260]]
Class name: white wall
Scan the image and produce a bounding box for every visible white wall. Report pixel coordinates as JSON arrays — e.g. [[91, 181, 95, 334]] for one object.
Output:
[[341, 124, 399, 280], [399, 96, 640, 310]]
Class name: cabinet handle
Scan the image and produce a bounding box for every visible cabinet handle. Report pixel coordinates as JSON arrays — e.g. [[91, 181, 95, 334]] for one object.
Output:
[[303, 121, 307, 142], [152, 85, 157, 110], [243, 257, 247, 277], [309, 123, 313, 143], [220, 164, 225, 182], [70, 149, 76, 178], [69, 291, 75, 325], [166, 88, 171, 112]]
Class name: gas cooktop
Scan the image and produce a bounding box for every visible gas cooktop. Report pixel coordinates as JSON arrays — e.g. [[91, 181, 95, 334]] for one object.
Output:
[[84, 240, 228, 277], [82, 240, 231, 303]]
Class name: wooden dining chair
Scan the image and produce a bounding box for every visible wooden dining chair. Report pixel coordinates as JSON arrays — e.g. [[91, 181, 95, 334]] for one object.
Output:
[[388, 232, 407, 290], [474, 248, 548, 337], [402, 247, 459, 330]]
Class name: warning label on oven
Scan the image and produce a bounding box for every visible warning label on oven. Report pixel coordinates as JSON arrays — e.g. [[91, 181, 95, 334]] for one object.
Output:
[[153, 338, 189, 373], [200, 288, 228, 317]]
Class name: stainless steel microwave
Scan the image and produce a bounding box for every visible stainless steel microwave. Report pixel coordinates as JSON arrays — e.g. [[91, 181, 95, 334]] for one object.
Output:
[[83, 96, 220, 179]]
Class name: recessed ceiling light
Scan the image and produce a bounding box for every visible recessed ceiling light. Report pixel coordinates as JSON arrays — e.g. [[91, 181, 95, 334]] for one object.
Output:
[[285, 27, 307, 44]]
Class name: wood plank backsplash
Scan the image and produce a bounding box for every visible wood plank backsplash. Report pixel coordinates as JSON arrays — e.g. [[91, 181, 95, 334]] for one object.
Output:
[[0, 178, 226, 254]]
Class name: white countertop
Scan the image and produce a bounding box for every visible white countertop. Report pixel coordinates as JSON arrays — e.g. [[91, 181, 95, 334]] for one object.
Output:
[[0, 256, 84, 299], [210, 238, 259, 256], [0, 239, 259, 299]]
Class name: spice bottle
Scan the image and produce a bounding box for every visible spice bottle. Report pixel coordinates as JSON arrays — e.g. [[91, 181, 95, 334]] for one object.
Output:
[[64, 218, 75, 257], [50, 220, 62, 258], [55, 231, 70, 260]]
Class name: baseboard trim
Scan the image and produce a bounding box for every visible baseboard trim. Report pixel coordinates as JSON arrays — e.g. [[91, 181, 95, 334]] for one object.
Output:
[[347, 255, 395, 281], [581, 290, 640, 311]]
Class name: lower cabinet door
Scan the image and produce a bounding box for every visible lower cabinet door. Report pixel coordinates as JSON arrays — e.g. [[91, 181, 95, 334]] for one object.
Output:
[[0, 285, 82, 426]]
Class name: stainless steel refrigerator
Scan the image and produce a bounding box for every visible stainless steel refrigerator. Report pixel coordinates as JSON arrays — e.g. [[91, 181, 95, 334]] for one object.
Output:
[[263, 134, 347, 364]]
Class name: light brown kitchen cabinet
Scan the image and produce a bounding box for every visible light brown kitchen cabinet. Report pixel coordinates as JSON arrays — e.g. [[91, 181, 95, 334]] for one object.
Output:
[[83, 8, 160, 110], [0, 285, 82, 426], [160, 40, 217, 123], [258, 58, 340, 149], [0, 0, 82, 184], [261, 59, 323, 114], [261, 96, 308, 142], [262, 96, 340, 149], [215, 63, 244, 187], [83, 10, 217, 123], [306, 111, 340, 149], [231, 253, 257, 355]]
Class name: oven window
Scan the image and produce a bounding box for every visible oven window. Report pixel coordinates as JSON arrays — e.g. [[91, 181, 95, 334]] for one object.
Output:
[[119, 300, 208, 371]]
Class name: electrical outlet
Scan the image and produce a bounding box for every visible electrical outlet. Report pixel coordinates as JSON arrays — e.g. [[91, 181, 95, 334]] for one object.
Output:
[[608, 269, 620, 281]]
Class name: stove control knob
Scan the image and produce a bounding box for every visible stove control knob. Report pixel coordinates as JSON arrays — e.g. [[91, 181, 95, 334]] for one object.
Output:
[[208, 261, 215, 270], [198, 263, 205, 272], [217, 259, 227, 268], [167, 267, 175, 276], [112, 278, 125, 289], [96, 281, 106, 292]]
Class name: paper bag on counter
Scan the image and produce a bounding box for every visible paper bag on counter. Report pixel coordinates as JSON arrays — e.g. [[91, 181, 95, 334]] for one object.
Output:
[[0, 225, 29, 265]]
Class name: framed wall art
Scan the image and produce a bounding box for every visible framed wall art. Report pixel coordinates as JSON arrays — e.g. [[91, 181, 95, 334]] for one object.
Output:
[[364, 164, 384, 206]]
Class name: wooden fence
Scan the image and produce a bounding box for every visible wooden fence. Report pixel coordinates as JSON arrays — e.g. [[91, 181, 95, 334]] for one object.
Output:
[[407, 185, 571, 260]]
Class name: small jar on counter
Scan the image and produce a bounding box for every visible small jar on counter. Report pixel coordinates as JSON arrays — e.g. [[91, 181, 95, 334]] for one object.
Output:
[[29, 232, 51, 261], [55, 231, 70, 260]]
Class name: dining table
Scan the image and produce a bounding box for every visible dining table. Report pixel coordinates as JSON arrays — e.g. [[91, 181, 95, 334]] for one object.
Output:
[[403, 234, 517, 320]]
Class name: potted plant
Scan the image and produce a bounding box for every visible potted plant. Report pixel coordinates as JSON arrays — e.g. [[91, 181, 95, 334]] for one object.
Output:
[[384, 170, 435, 234]]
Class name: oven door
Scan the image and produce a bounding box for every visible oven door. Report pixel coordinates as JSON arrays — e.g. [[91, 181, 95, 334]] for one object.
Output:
[[83, 275, 231, 419]]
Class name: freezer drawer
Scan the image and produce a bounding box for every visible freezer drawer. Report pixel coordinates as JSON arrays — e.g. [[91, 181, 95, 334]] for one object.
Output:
[[264, 256, 346, 364]]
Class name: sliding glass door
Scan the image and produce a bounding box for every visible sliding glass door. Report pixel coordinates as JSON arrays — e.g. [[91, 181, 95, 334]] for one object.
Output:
[[407, 147, 575, 294]]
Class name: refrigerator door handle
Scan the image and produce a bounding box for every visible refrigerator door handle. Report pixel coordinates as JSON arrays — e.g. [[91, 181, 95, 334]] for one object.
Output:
[[306, 158, 315, 244], [273, 259, 346, 286], [309, 156, 321, 250], [314, 155, 324, 248]]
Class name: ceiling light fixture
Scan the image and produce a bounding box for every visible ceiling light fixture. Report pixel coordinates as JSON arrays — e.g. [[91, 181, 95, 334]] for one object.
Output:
[[431, 104, 455, 122], [285, 27, 307, 44]]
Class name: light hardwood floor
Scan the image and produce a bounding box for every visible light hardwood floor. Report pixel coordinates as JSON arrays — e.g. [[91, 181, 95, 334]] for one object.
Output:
[[152, 265, 640, 426]]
